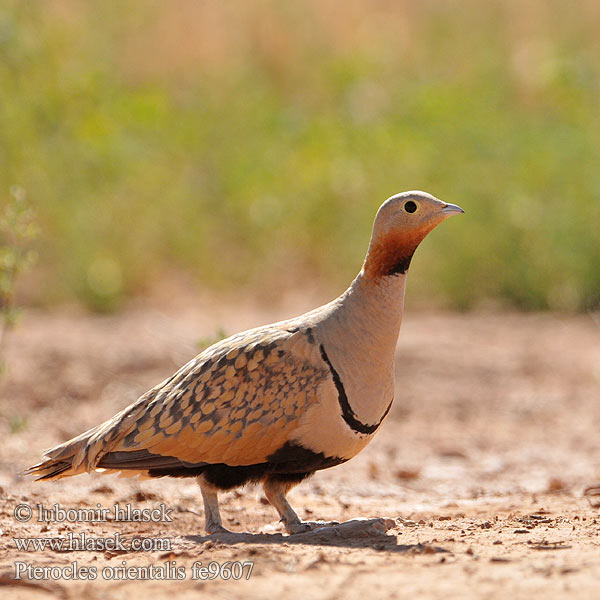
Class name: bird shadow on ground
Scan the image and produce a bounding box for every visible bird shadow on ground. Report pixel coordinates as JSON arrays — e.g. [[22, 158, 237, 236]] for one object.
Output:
[[184, 517, 448, 553]]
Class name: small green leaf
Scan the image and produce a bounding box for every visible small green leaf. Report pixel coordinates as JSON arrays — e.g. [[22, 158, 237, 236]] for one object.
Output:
[[10, 414, 29, 434], [196, 326, 229, 351]]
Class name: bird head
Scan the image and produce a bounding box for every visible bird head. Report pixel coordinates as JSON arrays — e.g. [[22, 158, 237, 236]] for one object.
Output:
[[363, 191, 464, 280]]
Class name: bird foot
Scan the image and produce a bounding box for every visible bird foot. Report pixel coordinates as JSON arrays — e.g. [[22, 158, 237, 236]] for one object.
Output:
[[285, 520, 340, 535], [205, 523, 234, 535], [285, 517, 396, 537]]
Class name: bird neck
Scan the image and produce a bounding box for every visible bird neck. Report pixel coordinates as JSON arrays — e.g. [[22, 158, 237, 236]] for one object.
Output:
[[316, 270, 407, 427], [361, 227, 424, 280], [338, 270, 407, 358], [319, 268, 407, 368]]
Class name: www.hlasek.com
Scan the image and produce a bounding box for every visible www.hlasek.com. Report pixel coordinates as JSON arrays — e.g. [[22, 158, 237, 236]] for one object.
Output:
[[14, 532, 171, 553], [14, 560, 254, 581]]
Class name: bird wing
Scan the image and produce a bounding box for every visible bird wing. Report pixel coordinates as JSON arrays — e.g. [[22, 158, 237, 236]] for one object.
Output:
[[80, 324, 328, 471]]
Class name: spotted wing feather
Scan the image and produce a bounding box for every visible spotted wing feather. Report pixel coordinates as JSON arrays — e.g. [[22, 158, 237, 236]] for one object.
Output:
[[83, 325, 326, 472]]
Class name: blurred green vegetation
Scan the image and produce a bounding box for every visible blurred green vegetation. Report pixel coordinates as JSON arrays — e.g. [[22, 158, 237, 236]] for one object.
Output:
[[1, 0, 599, 311], [0, 186, 37, 362]]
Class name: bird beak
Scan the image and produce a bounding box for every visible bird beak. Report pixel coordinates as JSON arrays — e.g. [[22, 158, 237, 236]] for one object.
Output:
[[440, 203, 464, 216]]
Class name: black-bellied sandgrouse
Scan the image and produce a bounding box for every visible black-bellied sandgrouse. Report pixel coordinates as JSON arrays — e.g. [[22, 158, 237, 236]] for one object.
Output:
[[27, 191, 464, 534]]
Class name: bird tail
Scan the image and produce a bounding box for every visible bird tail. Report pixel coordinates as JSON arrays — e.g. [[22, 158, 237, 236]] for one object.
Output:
[[25, 426, 100, 480], [26, 392, 155, 481]]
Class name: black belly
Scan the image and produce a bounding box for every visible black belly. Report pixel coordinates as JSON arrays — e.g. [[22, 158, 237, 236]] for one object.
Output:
[[99, 442, 346, 490]]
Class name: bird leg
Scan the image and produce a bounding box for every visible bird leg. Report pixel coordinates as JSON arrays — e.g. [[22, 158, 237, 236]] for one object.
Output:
[[263, 477, 304, 533], [263, 476, 339, 534], [198, 476, 231, 534]]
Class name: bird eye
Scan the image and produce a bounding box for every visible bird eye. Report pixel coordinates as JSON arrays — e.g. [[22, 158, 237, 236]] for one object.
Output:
[[404, 200, 417, 213]]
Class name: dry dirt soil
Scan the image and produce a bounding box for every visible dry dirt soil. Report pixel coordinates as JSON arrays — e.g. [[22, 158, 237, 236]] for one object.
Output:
[[0, 297, 599, 599]]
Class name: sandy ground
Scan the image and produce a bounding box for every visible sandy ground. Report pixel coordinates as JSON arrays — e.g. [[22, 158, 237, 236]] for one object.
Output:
[[0, 297, 599, 599]]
